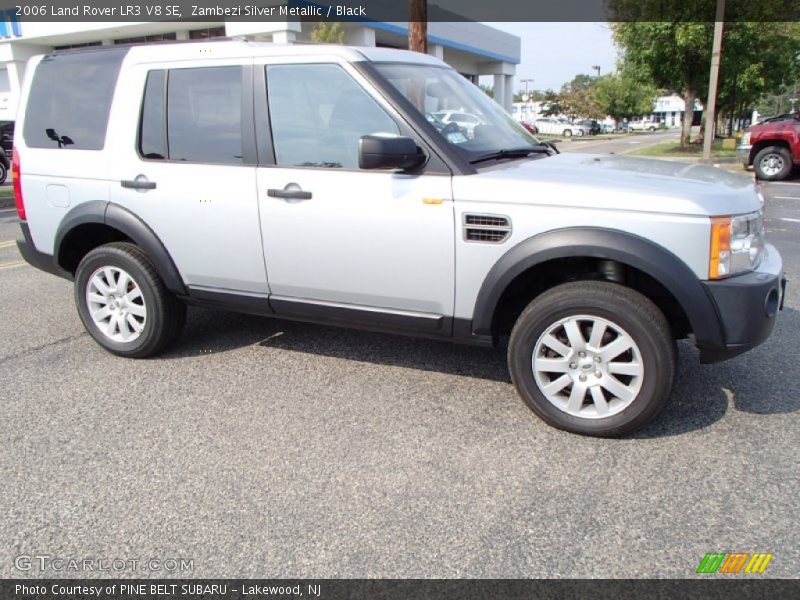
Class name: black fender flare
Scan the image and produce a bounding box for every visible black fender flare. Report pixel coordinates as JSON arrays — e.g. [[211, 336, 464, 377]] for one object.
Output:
[[54, 201, 187, 296], [471, 227, 724, 349]]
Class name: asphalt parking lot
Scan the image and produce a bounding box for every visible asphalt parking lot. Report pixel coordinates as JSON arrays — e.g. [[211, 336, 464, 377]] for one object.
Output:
[[0, 174, 798, 579]]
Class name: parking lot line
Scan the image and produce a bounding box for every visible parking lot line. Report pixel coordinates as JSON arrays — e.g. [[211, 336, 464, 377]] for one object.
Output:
[[773, 196, 800, 200], [0, 260, 26, 271], [780, 217, 800, 223], [0, 240, 18, 249]]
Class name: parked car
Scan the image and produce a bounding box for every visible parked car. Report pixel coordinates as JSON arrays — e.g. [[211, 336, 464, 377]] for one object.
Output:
[[520, 121, 539, 135], [0, 120, 12, 184], [534, 117, 588, 137], [738, 113, 799, 180], [14, 42, 785, 437], [432, 110, 484, 139], [600, 123, 615, 134], [628, 120, 661, 132], [576, 119, 602, 136]]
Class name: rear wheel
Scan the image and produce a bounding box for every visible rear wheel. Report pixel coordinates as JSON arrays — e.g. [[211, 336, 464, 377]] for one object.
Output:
[[0, 160, 7, 185], [753, 146, 792, 181], [75, 242, 186, 358], [508, 281, 676, 437], [562, 129, 573, 137]]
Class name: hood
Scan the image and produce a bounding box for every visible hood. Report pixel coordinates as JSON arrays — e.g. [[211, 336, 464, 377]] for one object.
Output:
[[458, 153, 760, 217]]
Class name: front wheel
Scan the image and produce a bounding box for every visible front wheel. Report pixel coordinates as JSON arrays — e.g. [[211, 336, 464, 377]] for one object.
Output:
[[75, 242, 186, 358], [508, 281, 676, 437], [0, 160, 7, 185], [753, 146, 792, 181], [562, 129, 573, 137]]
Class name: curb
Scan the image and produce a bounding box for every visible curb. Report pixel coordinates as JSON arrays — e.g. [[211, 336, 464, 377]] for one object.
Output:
[[0, 195, 14, 209]]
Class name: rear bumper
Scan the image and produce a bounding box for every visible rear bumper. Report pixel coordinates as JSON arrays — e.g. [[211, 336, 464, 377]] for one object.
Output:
[[16, 222, 73, 281], [736, 144, 752, 166], [698, 243, 785, 363]]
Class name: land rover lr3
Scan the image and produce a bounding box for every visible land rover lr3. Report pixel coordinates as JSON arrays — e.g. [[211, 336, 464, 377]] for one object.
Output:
[[14, 42, 785, 436]]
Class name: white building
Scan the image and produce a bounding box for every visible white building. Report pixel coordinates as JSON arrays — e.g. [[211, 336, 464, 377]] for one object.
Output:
[[512, 95, 704, 129], [0, 19, 520, 120], [632, 95, 703, 128]]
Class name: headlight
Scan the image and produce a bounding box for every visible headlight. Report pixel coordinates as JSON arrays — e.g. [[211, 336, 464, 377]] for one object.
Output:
[[742, 132, 751, 145], [709, 211, 764, 279]]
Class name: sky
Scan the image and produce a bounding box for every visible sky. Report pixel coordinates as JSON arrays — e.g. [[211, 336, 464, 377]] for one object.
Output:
[[489, 22, 620, 93]]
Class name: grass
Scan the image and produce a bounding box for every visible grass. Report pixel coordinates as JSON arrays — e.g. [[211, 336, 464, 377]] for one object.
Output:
[[0, 186, 13, 198], [629, 140, 737, 158]]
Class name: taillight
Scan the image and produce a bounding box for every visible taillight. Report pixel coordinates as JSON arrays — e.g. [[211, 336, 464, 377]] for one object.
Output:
[[12, 147, 24, 221]]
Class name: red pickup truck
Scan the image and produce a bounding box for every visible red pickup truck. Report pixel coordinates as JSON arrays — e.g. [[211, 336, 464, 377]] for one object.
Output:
[[738, 113, 799, 181]]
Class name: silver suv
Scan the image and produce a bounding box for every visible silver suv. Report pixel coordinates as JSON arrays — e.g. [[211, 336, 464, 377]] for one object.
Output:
[[14, 42, 785, 436]]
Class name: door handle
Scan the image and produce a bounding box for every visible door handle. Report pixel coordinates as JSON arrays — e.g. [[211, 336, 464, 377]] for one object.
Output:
[[268, 186, 312, 200], [121, 178, 156, 190]]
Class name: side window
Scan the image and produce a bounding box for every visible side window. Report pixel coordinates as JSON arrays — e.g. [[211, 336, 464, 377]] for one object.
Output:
[[138, 70, 166, 159], [167, 66, 243, 164], [266, 64, 399, 169], [23, 49, 126, 150]]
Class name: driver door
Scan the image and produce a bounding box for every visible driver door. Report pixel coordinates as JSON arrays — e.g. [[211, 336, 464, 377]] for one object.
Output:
[[255, 61, 455, 333]]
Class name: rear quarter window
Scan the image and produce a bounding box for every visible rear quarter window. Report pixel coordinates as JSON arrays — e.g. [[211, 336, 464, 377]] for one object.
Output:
[[23, 48, 127, 150]]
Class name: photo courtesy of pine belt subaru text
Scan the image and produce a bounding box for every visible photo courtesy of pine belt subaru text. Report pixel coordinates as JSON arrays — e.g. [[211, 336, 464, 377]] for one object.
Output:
[[14, 41, 786, 437]]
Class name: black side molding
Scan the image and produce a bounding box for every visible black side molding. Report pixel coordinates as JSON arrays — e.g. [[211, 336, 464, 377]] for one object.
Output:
[[471, 227, 726, 350]]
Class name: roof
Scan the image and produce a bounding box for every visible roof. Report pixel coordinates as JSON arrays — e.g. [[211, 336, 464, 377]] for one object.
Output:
[[48, 39, 447, 67]]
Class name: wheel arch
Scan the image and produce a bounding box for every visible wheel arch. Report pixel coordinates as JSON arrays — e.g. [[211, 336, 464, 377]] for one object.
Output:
[[751, 138, 791, 162], [471, 227, 724, 349], [54, 201, 187, 296]]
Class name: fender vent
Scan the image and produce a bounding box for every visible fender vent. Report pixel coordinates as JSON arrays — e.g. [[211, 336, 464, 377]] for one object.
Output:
[[463, 213, 511, 243]]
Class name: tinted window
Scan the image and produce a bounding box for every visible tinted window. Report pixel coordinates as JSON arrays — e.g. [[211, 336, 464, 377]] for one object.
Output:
[[139, 70, 166, 159], [23, 49, 126, 150], [167, 67, 243, 164], [266, 64, 398, 169]]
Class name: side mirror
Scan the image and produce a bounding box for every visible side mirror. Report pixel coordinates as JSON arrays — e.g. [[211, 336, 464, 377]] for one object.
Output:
[[359, 135, 426, 171]]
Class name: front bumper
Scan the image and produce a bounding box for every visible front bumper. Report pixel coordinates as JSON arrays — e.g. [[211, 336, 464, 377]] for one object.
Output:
[[736, 143, 752, 166], [698, 243, 785, 363]]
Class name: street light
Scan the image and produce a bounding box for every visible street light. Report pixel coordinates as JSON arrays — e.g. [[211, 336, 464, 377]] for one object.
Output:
[[592, 65, 601, 77], [520, 78, 534, 102]]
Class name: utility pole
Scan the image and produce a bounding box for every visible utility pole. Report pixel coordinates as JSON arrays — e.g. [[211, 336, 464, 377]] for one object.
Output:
[[592, 65, 601, 77], [520, 78, 534, 101], [703, 0, 725, 162], [408, 0, 427, 54]]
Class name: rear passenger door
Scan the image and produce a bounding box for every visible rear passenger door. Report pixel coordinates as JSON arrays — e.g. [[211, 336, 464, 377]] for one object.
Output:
[[108, 62, 268, 296]]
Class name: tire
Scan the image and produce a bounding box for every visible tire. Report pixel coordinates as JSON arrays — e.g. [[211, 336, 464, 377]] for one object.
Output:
[[576, 129, 585, 137], [507, 281, 676, 437], [0, 160, 7, 186], [753, 146, 792, 181], [562, 129, 573, 137], [74, 242, 186, 358]]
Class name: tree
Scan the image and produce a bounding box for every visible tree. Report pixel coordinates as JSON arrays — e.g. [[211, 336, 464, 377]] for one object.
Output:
[[595, 71, 657, 125], [514, 89, 545, 103], [610, 2, 800, 145], [556, 74, 605, 119], [611, 21, 711, 145], [479, 84, 494, 99], [541, 90, 563, 116], [715, 22, 800, 128], [409, 0, 427, 53], [309, 22, 345, 44]]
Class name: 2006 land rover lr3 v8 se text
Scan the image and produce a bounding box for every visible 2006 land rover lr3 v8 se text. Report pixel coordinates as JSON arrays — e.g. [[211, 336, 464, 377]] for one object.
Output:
[[14, 42, 786, 436]]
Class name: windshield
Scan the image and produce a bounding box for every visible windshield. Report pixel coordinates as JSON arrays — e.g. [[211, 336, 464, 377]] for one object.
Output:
[[374, 63, 542, 163]]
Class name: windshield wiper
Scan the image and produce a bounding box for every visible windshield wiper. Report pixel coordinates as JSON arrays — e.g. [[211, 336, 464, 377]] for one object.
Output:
[[469, 145, 553, 164]]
